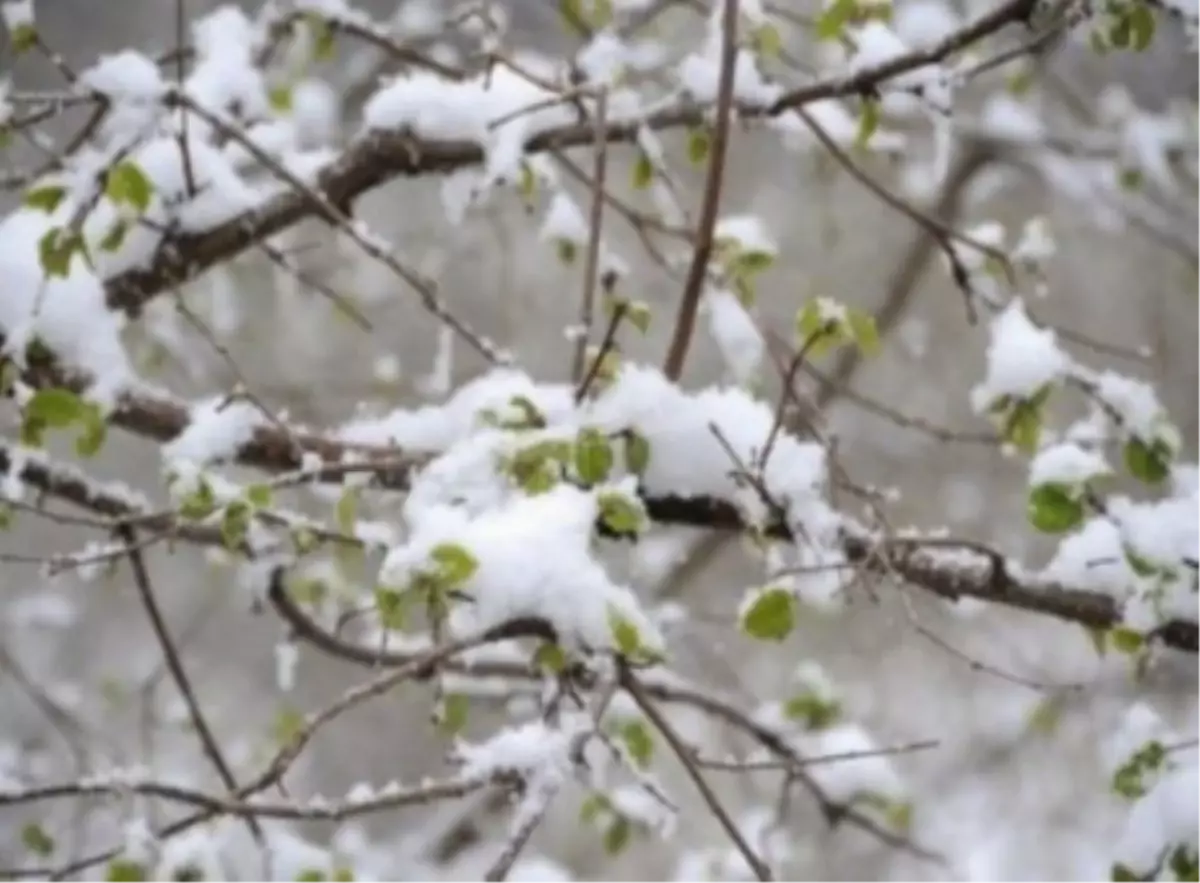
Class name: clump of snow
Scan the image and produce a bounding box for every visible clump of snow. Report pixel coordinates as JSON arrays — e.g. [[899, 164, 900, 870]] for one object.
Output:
[[0, 209, 133, 406], [715, 214, 776, 257], [1, 0, 33, 31], [456, 717, 581, 781], [1029, 443, 1109, 488], [539, 192, 588, 247], [588, 364, 831, 532], [970, 300, 1069, 411], [705, 287, 764, 386], [162, 397, 263, 468], [1092, 371, 1179, 449], [382, 485, 665, 656], [363, 66, 576, 185]]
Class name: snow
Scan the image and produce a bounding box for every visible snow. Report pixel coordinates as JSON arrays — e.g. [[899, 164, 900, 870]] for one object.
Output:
[[456, 717, 580, 781], [161, 396, 264, 467], [0, 0, 32, 30], [79, 51, 165, 104], [970, 300, 1069, 412], [588, 363, 831, 531], [705, 287, 764, 385], [1092, 371, 1178, 448], [363, 66, 576, 186], [893, 0, 961, 47], [382, 484, 665, 656], [0, 208, 133, 406], [539, 192, 589, 247], [715, 214, 776, 257], [1029, 443, 1109, 488]]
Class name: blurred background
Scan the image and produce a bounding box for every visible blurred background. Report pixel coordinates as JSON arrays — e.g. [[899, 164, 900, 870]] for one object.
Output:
[[0, 1, 1196, 879]]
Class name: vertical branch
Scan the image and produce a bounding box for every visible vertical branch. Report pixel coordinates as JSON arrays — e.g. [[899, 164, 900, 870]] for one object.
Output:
[[662, 0, 741, 382], [117, 526, 263, 847], [572, 90, 611, 385]]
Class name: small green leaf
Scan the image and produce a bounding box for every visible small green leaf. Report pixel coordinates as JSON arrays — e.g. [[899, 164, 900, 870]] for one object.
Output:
[[75, 405, 107, 458], [38, 227, 84, 278], [1124, 437, 1171, 484], [783, 692, 841, 729], [620, 719, 655, 769], [575, 428, 614, 485], [106, 161, 154, 213], [294, 870, 326, 883], [305, 12, 337, 60], [21, 822, 55, 857], [272, 706, 306, 746], [1027, 483, 1084, 534], [269, 84, 294, 113], [246, 483, 273, 508], [752, 22, 784, 58], [1128, 6, 1154, 51], [437, 693, 470, 736], [24, 184, 66, 213], [846, 308, 880, 354], [99, 219, 129, 252], [11, 23, 37, 54], [815, 0, 856, 40], [632, 152, 654, 190], [1110, 626, 1144, 655], [741, 587, 796, 642], [335, 487, 358, 533], [106, 860, 148, 882], [579, 792, 611, 824], [220, 500, 252, 549], [1110, 862, 1141, 882], [624, 431, 651, 476], [854, 99, 880, 149], [598, 491, 646, 536], [603, 815, 632, 855], [534, 642, 568, 673], [374, 587, 410, 630], [626, 300, 651, 334], [26, 388, 84, 427], [1168, 844, 1199, 882], [171, 863, 205, 881], [556, 239, 577, 264], [430, 542, 478, 587], [178, 479, 217, 520], [686, 127, 711, 165]]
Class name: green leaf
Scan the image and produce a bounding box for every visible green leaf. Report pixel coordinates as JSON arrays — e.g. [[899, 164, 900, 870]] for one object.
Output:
[[579, 792, 611, 824], [752, 22, 784, 58], [1168, 844, 1199, 882], [1110, 626, 1144, 655], [269, 85, 293, 113], [632, 152, 654, 190], [21, 822, 55, 857], [603, 815, 632, 855], [272, 706, 306, 746], [1124, 437, 1171, 484], [437, 693, 470, 736], [575, 428, 614, 485], [430, 542, 478, 587], [1111, 738, 1166, 799], [624, 431, 651, 476], [556, 239, 577, 265], [106, 161, 154, 213], [106, 860, 148, 882], [503, 395, 546, 430], [620, 719, 655, 769], [38, 227, 84, 278], [783, 692, 841, 730], [741, 587, 796, 642], [26, 388, 84, 428], [294, 870, 326, 882], [534, 642, 568, 673], [305, 12, 337, 60], [1027, 483, 1084, 534], [1110, 863, 1142, 882], [332, 868, 355, 883], [815, 0, 856, 40], [374, 587, 410, 630], [11, 23, 37, 54], [598, 491, 646, 536], [246, 483, 273, 508], [846, 307, 880, 354], [626, 300, 652, 334], [171, 863, 205, 881], [99, 219, 129, 252], [220, 500, 252, 549], [854, 99, 880, 150], [608, 607, 641, 657], [686, 127, 711, 165], [24, 184, 66, 213], [335, 487, 358, 534], [1128, 3, 1154, 50], [178, 479, 217, 521], [75, 404, 107, 458]]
